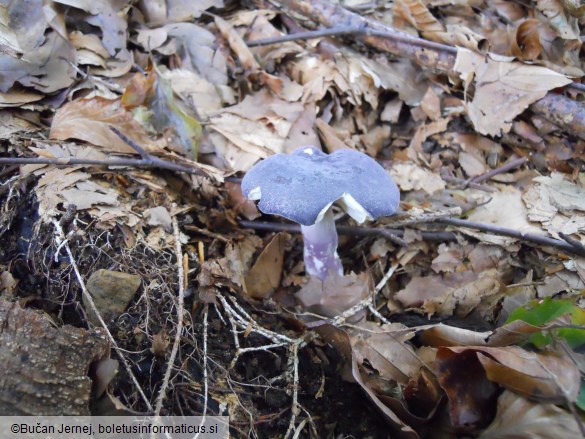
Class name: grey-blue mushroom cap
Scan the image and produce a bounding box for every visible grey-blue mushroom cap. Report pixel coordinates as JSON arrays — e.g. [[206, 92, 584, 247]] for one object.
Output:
[[241, 146, 400, 226]]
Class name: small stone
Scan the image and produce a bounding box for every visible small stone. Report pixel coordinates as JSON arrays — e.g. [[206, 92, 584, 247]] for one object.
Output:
[[84, 269, 141, 325]]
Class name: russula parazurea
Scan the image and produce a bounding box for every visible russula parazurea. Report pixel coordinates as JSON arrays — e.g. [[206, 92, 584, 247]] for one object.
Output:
[[242, 146, 400, 280]]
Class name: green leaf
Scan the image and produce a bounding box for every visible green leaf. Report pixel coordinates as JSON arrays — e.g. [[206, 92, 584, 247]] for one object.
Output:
[[505, 298, 585, 348]]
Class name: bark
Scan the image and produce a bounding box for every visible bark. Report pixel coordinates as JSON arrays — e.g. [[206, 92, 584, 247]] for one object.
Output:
[[0, 299, 109, 415]]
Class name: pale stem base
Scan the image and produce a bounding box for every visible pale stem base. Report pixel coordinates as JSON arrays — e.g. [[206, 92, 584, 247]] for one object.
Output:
[[300, 209, 343, 280]]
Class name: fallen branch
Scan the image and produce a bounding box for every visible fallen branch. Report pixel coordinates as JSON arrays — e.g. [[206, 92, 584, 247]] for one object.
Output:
[[265, 0, 585, 140]]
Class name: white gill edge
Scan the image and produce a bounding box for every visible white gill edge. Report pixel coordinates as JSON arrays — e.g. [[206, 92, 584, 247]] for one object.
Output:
[[247, 186, 262, 200], [339, 193, 372, 224]]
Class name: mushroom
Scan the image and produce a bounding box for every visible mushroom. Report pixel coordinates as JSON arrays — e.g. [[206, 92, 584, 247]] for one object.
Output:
[[241, 146, 400, 280]]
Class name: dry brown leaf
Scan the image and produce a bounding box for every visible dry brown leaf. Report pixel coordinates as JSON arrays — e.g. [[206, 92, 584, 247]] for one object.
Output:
[[50, 97, 166, 154], [395, 269, 501, 317], [435, 347, 500, 432], [523, 172, 585, 237], [390, 162, 446, 195], [53, 0, 127, 56], [244, 233, 288, 299], [394, 0, 444, 34], [351, 323, 422, 384], [209, 90, 305, 171], [465, 186, 543, 247], [479, 390, 583, 439], [419, 318, 556, 347], [163, 69, 235, 120], [407, 117, 450, 159], [512, 19, 544, 61], [225, 182, 260, 221], [454, 50, 572, 136], [167, 0, 224, 23], [315, 325, 420, 438], [144, 206, 173, 233]]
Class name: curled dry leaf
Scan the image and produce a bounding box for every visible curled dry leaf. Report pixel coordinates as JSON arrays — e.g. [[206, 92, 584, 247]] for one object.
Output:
[[440, 346, 580, 403], [418, 317, 561, 347], [315, 324, 420, 439], [244, 232, 288, 299]]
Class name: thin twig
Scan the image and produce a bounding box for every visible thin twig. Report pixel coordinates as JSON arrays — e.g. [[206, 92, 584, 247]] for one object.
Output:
[[470, 157, 528, 184], [440, 173, 498, 192], [328, 263, 399, 327], [558, 233, 585, 255], [194, 303, 210, 439], [51, 219, 153, 411], [154, 214, 186, 415], [247, 25, 457, 54]]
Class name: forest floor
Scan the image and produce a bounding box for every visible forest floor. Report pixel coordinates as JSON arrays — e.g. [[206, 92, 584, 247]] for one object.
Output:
[[2, 0, 585, 437]]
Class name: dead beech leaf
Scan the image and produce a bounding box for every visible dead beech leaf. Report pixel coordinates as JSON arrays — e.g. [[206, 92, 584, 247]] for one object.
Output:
[[444, 346, 580, 403], [390, 162, 445, 195], [53, 0, 128, 56], [418, 318, 557, 347], [351, 323, 422, 384], [465, 186, 543, 246], [316, 325, 420, 438], [244, 232, 288, 299], [144, 206, 173, 233], [393, 0, 443, 34], [395, 269, 500, 317], [512, 19, 543, 61], [297, 272, 370, 317], [454, 49, 571, 136], [50, 97, 165, 154], [479, 390, 582, 439], [209, 90, 304, 172], [166, 0, 224, 23]]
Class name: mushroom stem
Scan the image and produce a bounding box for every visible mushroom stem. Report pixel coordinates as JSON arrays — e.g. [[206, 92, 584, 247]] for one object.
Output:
[[300, 209, 343, 280]]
